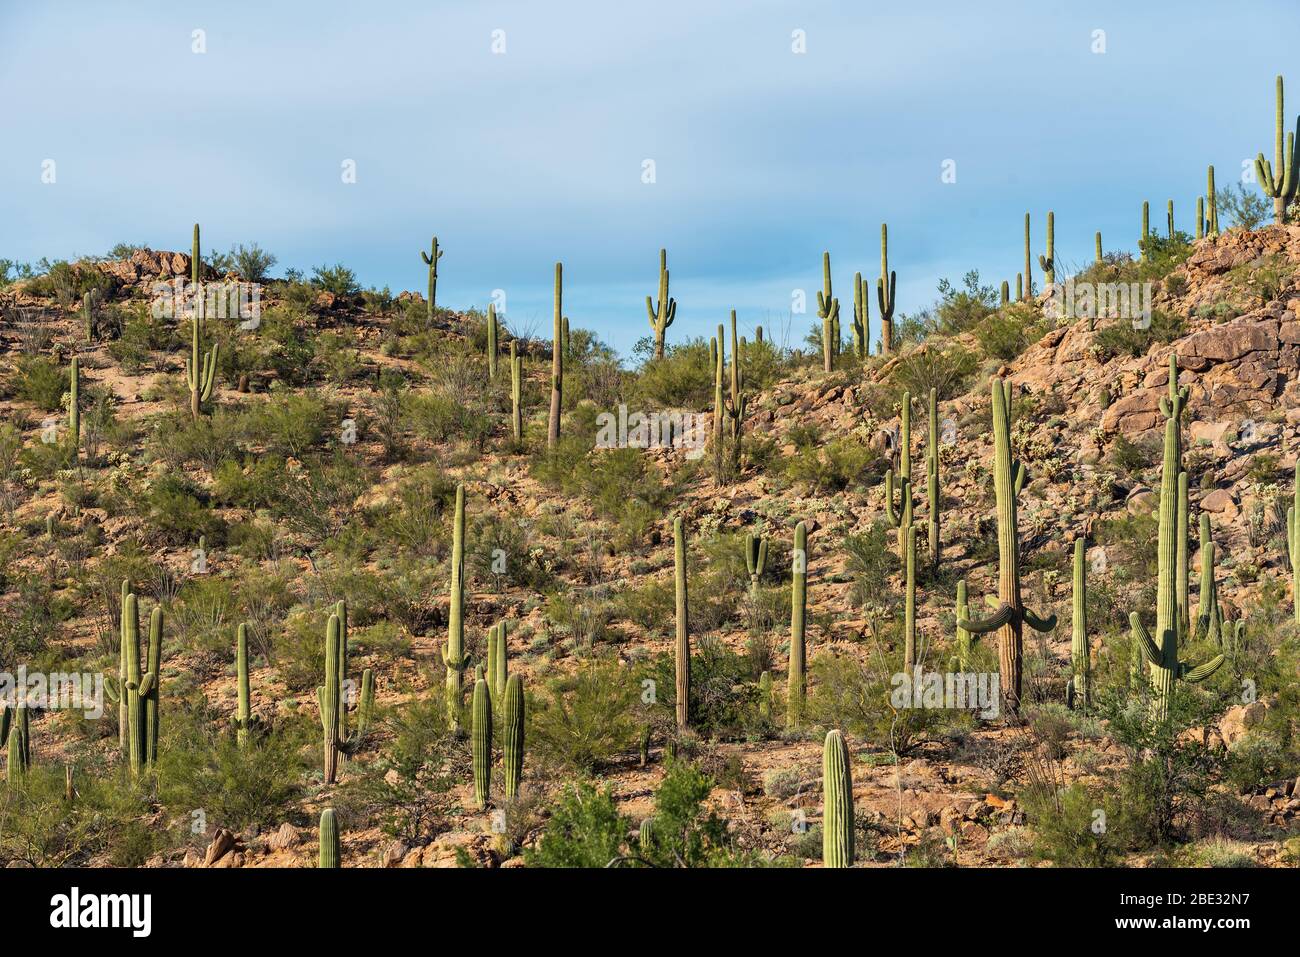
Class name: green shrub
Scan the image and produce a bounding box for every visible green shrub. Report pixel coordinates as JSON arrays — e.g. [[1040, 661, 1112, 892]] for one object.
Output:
[[530, 658, 640, 772]]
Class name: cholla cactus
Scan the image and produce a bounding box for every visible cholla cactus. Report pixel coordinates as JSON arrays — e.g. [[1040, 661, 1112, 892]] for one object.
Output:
[[1255, 76, 1299, 225], [646, 248, 677, 360], [957, 380, 1057, 715], [822, 730, 854, 868], [420, 236, 443, 322]]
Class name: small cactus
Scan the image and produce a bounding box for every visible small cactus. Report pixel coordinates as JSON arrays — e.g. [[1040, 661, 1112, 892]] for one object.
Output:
[[822, 730, 854, 868], [646, 248, 677, 360], [319, 808, 341, 868]]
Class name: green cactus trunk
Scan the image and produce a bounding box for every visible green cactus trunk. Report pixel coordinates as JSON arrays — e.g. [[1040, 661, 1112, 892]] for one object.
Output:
[[758, 671, 772, 722], [547, 263, 563, 448], [319, 613, 341, 783], [788, 521, 807, 728], [744, 533, 768, 600], [236, 622, 251, 748], [69, 357, 80, 462], [646, 248, 676, 360], [926, 387, 940, 569], [356, 669, 373, 738], [885, 392, 913, 561], [1022, 213, 1032, 299], [143, 607, 162, 766], [1289, 467, 1300, 624], [852, 271, 869, 359], [503, 674, 525, 800], [878, 224, 896, 355], [673, 516, 690, 731], [1141, 201, 1149, 258], [1069, 539, 1090, 713], [1207, 166, 1219, 235], [5, 704, 30, 784], [445, 484, 467, 732], [955, 580, 972, 670], [487, 302, 499, 379], [904, 525, 918, 667], [510, 341, 523, 441], [1095, 231, 1103, 263], [1038, 211, 1055, 289], [191, 223, 201, 285], [818, 251, 838, 373], [471, 677, 492, 810], [822, 730, 854, 868], [319, 808, 341, 868]]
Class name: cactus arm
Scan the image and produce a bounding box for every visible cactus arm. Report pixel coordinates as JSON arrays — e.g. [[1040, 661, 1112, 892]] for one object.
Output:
[[1182, 655, 1225, 683], [1130, 613, 1160, 667], [1023, 609, 1057, 633], [958, 603, 1014, 634]]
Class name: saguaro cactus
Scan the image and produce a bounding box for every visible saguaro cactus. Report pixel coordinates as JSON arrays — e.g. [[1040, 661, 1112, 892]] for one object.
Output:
[[486, 303, 499, 379], [1255, 75, 1298, 225], [1095, 231, 1103, 264], [444, 484, 468, 731], [758, 671, 773, 721], [788, 521, 808, 728], [822, 730, 854, 868], [492, 621, 508, 701], [472, 677, 492, 810], [954, 580, 974, 670], [1067, 539, 1090, 712], [112, 591, 156, 777], [852, 271, 870, 359], [1196, 196, 1207, 240], [1207, 166, 1219, 236], [1191, 513, 1223, 644], [82, 290, 98, 343], [191, 223, 201, 285], [646, 248, 677, 360], [1038, 211, 1055, 289], [957, 380, 1057, 716], [319, 809, 341, 868], [143, 606, 162, 765], [4, 705, 30, 783], [509, 341, 523, 441], [236, 622, 251, 748], [68, 357, 80, 462], [1177, 472, 1190, 636], [186, 296, 219, 420], [1288, 467, 1300, 624], [673, 516, 691, 731], [877, 224, 896, 355], [818, 251, 839, 372], [1022, 213, 1032, 299], [1129, 417, 1224, 719], [926, 387, 941, 569], [711, 325, 725, 458], [547, 263, 563, 448], [744, 533, 768, 599], [319, 613, 342, 783], [904, 525, 918, 667], [885, 392, 913, 561], [1167, 200, 1175, 239], [420, 236, 443, 322], [503, 674, 525, 800], [1141, 201, 1150, 258], [726, 310, 746, 443]]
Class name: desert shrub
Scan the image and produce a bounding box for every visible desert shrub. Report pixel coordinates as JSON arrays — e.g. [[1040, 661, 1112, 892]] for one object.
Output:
[[1090, 310, 1184, 361], [269, 452, 373, 545], [889, 343, 979, 400], [310, 263, 360, 297], [845, 522, 896, 609], [0, 764, 151, 867], [979, 302, 1047, 361], [783, 434, 884, 492], [645, 637, 758, 739], [637, 760, 757, 867], [935, 271, 999, 334], [374, 471, 456, 557], [11, 356, 66, 410], [139, 473, 224, 546], [228, 243, 277, 282], [530, 658, 640, 772], [239, 390, 333, 458], [631, 337, 715, 409], [525, 781, 628, 868]]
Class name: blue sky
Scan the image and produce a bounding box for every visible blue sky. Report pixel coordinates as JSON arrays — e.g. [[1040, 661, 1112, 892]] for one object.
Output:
[[2, 0, 1296, 359]]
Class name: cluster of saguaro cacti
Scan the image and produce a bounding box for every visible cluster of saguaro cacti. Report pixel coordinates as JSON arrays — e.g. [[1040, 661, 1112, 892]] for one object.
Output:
[[957, 380, 1057, 716], [1288, 467, 1300, 624], [104, 585, 163, 777], [319, 808, 341, 868], [744, 532, 767, 599], [2, 703, 31, 783], [444, 484, 469, 731], [646, 247, 676, 360], [788, 521, 807, 728], [68, 356, 80, 462], [852, 271, 870, 359], [1066, 539, 1091, 712], [822, 729, 854, 868], [673, 516, 691, 731], [420, 236, 443, 322], [1038, 211, 1055, 289], [1256, 75, 1298, 225], [509, 341, 523, 442], [818, 251, 839, 372], [885, 392, 913, 562], [472, 677, 492, 809], [547, 263, 563, 448], [877, 224, 896, 355], [185, 294, 219, 420], [486, 303, 499, 379]]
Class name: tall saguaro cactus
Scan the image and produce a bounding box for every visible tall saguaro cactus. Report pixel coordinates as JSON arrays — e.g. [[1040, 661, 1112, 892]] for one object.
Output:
[[319, 613, 342, 783], [646, 248, 676, 360], [486, 303, 499, 378], [957, 380, 1057, 716], [186, 295, 219, 420], [143, 606, 162, 765], [852, 271, 870, 359], [420, 236, 443, 322], [1022, 213, 1032, 299], [926, 387, 941, 569], [3, 705, 30, 783], [1191, 513, 1223, 644], [904, 525, 918, 667], [1129, 417, 1224, 719], [68, 357, 80, 462], [445, 484, 469, 732], [1255, 75, 1299, 225], [818, 251, 839, 372], [509, 341, 523, 441], [1288, 467, 1300, 624], [673, 516, 691, 731], [1038, 211, 1055, 289], [236, 622, 252, 748], [503, 674, 525, 800], [885, 392, 913, 561], [547, 263, 563, 448], [1067, 539, 1090, 712], [877, 224, 896, 355], [471, 677, 492, 810], [788, 521, 808, 728], [822, 730, 854, 868], [1206, 166, 1219, 236], [191, 223, 201, 285], [953, 580, 974, 670]]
